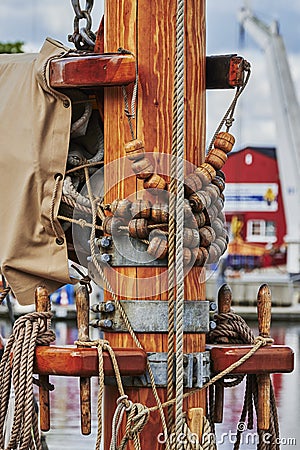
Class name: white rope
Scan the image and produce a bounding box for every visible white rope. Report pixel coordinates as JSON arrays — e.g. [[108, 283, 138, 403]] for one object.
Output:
[[174, 0, 186, 448]]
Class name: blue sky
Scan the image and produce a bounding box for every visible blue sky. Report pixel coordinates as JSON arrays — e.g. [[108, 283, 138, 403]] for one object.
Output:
[[0, 1, 299, 150]]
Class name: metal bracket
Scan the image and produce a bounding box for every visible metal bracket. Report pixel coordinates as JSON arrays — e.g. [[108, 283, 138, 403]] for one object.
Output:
[[105, 351, 211, 388], [90, 299, 210, 333], [94, 237, 167, 267]]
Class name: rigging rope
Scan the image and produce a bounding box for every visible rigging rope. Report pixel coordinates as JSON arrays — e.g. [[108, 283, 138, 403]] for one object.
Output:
[[173, 0, 186, 447], [0, 312, 55, 450]]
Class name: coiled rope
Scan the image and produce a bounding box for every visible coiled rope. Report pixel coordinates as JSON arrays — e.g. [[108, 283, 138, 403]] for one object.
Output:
[[0, 312, 55, 450], [208, 310, 280, 450]]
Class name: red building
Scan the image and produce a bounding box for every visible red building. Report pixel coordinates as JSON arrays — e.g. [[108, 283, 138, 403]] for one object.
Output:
[[223, 146, 287, 269]]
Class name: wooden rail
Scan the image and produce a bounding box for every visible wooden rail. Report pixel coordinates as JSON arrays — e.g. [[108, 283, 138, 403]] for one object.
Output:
[[49, 53, 136, 88]]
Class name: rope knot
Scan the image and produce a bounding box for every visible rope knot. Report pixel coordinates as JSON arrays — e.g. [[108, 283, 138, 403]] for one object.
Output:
[[254, 335, 274, 346]]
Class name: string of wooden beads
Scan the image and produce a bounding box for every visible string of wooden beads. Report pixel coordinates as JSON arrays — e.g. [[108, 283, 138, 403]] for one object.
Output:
[[124, 140, 167, 193], [98, 132, 235, 266]]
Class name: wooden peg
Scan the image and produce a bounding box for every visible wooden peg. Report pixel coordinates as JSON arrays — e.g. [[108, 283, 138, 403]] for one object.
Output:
[[76, 286, 91, 435], [187, 407, 204, 444], [257, 283, 272, 430], [131, 157, 154, 179], [35, 286, 51, 432], [214, 284, 232, 423], [128, 218, 149, 239]]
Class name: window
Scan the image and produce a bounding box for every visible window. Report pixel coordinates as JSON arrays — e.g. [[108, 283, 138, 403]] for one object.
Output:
[[247, 220, 277, 243]]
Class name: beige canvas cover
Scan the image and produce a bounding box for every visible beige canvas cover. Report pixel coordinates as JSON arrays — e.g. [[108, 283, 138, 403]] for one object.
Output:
[[0, 38, 74, 305]]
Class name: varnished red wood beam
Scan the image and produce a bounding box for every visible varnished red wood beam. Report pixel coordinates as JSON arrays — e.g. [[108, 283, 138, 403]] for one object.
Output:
[[34, 346, 147, 377], [49, 53, 136, 88], [208, 344, 294, 374]]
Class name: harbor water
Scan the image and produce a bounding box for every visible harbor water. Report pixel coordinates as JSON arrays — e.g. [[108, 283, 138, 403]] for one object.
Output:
[[0, 318, 298, 449]]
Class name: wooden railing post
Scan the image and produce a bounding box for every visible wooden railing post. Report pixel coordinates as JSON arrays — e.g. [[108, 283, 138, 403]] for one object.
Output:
[[75, 285, 91, 435], [35, 286, 51, 432], [214, 284, 232, 423], [257, 284, 272, 430]]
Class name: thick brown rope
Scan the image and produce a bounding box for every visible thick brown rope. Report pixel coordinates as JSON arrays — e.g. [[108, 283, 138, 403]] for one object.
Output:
[[0, 312, 55, 450], [0, 287, 11, 306]]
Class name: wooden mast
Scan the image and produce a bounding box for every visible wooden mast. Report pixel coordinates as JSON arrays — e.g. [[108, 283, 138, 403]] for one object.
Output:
[[103, 1, 206, 447]]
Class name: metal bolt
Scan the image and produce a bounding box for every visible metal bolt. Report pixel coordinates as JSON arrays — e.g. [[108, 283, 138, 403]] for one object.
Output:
[[98, 236, 112, 248], [209, 301, 217, 312], [100, 253, 111, 263], [90, 301, 115, 313], [209, 320, 217, 330], [89, 319, 113, 329]]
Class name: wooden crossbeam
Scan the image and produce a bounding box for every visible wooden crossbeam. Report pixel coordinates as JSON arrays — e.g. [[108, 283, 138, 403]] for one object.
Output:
[[34, 346, 147, 377], [208, 344, 294, 374], [49, 53, 136, 89]]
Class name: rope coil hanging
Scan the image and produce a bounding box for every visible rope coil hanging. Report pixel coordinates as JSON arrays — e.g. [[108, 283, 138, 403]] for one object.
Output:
[[0, 312, 55, 450]]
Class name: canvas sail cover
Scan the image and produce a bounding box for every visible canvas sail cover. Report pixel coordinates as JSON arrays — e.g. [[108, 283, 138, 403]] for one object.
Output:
[[0, 38, 74, 305]]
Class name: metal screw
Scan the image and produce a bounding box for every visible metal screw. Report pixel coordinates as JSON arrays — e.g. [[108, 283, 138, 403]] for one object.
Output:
[[209, 301, 217, 312], [89, 319, 113, 329], [100, 253, 111, 263], [209, 320, 217, 330]]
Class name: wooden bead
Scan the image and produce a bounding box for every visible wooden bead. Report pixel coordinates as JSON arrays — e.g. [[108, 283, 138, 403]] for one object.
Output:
[[211, 217, 225, 236], [183, 247, 193, 265], [216, 170, 225, 180], [206, 204, 218, 223], [204, 184, 220, 204], [103, 216, 123, 235], [151, 203, 169, 223], [214, 196, 224, 212], [218, 210, 226, 222], [144, 174, 167, 191], [194, 163, 216, 185], [213, 132, 235, 154], [110, 199, 132, 218], [131, 157, 154, 179], [205, 148, 227, 170], [192, 247, 209, 266], [214, 237, 228, 255], [199, 226, 216, 247], [184, 200, 198, 228], [147, 236, 168, 260], [212, 175, 225, 193], [189, 191, 211, 212], [131, 199, 152, 219], [148, 229, 168, 241], [193, 211, 207, 228], [128, 218, 149, 239], [183, 228, 200, 248], [207, 242, 222, 264], [125, 139, 145, 161], [184, 173, 203, 196]]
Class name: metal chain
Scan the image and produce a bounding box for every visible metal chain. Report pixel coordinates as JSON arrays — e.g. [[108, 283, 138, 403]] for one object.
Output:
[[68, 0, 96, 50]]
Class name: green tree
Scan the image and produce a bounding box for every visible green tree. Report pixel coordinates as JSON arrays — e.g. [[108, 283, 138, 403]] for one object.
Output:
[[0, 41, 24, 54]]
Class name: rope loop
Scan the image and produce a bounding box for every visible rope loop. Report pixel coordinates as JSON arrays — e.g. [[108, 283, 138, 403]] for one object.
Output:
[[253, 336, 274, 346]]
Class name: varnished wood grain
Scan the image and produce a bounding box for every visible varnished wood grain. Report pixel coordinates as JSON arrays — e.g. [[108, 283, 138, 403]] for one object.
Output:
[[35, 287, 51, 432], [103, 1, 207, 447], [34, 346, 147, 376], [75, 286, 91, 435], [257, 284, 272, 430], [50, 53, 136, 88], [208, 345, 294, 374]]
